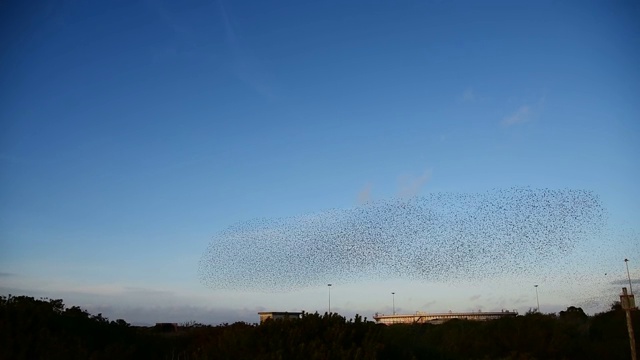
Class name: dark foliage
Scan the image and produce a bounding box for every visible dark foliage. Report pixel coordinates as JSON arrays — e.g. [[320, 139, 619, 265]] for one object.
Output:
[[1, 295, 638, 360]]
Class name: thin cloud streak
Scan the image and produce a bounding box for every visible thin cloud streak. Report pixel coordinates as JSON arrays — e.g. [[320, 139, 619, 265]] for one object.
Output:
[[216, 0, 278, 99], [609, 278, 639, 286], [86, 304, 260, 326], [502, 105, 531, 126], [469, 294, 481, 301], [217, 0, 238, 47], [462, 88, 476, 102], [397, 170, 431, 198], [357, 183, 373, 204], [0, 284, 252, 325]]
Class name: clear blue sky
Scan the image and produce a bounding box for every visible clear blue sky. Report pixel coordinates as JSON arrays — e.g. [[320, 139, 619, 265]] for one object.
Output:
[[1, 0, 638, 324]]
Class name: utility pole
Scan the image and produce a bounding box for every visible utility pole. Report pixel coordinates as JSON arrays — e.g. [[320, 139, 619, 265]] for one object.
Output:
[[620, 287, 637, 360], [392, 292, 395, 315]]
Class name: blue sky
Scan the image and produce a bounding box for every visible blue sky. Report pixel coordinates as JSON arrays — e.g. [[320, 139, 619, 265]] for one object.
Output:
[[1, 0, 639, 324]]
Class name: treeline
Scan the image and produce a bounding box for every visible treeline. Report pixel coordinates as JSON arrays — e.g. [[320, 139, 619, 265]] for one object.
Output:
[[1, 294, 638, 359]]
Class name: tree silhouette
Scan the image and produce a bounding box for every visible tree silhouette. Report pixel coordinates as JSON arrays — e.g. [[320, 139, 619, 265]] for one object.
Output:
[[2, 294, 639, 359]]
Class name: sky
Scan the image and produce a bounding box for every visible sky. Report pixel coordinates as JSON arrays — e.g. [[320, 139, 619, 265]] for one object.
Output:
[[1, 0, 639, 325]]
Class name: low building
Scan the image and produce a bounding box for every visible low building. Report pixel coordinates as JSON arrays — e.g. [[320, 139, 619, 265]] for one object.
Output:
[[373, 310, 518, 325], [258, 311, 304, 324]]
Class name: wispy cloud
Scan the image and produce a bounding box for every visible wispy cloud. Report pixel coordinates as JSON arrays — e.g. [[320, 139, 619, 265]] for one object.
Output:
[[216, 0, 278, 99], [357, 183, 373, 204], [85, 304, 260, 325], [0, 283, 251, 325], [502, 105, 531, 126], [462, 87, 476, 102], [217, 0, 237, 46], [144, 0, 205, 59], [122, 286, 176, 297], [0, 279, 182, 305], [398, 170, 431, 199], [421, 300, 437, 309], [610, 278, 639, 286]]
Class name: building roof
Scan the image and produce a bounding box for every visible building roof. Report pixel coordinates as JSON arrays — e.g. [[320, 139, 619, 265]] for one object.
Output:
[[373, 310, 518, 325], [258, 311, 304, 315]]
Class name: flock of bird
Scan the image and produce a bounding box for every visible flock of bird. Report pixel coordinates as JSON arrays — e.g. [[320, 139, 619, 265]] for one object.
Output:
[[198, 187, 609, 294]]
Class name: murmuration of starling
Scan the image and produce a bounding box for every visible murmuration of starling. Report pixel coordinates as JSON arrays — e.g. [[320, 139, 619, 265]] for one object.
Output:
[[198, 188, 606, 292]]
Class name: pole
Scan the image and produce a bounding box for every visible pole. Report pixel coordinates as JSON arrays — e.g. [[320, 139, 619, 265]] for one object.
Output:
[[392, 292, 395, 315], [328, 284, 332, 313], [625, 259, 634, 295], [621, 287, 637, 360], [534, 285, 540, 312]]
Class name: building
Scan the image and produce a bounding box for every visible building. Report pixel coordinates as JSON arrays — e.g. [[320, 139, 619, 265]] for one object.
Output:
[[373, 310, 518, 325], [258, 311, 304, 324]]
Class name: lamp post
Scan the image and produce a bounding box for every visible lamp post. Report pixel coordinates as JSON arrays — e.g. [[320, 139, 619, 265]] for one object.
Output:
[[534, 285, 540, 312], [328, 284, 332, 313], [392, 292, 395, 315], [625, 259, 633, 295]]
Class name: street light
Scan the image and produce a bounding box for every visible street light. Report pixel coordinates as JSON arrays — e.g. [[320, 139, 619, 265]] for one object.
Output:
[[625, 259, 633, 295], [392, 292, 396, 315], [534, 285, 540, 312], [328, 284, 332, 313]]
